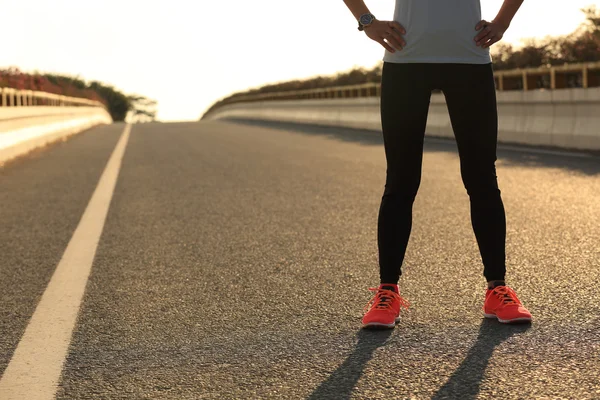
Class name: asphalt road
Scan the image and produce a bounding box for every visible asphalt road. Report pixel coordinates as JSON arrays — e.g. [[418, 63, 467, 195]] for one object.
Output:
[[1, 119, 599, 399]]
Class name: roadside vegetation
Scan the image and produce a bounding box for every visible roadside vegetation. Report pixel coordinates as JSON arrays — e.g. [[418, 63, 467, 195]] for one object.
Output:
[[0, 69, 156, 122]]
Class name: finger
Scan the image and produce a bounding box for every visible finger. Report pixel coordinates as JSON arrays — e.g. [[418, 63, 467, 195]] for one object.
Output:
[[482, 35, 501, 48], [475, 29, 495, 45], [377, 39, 395, 53], [479, 37, 492, 48], [475, 33, 489, 45], [475, 19, 488, 31], [476, 31, 492, 43], [387, 30, 406, 48], [477, 34, 493, 47], [389, 21, 406, 35], [386, 36, 404, 50], [474, 25, 492, 42]]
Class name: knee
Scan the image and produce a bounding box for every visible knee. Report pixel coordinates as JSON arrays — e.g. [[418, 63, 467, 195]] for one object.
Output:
[[462, 172, 501, 199], [460, 163, 500, 196], [382, 174, 420, 203]]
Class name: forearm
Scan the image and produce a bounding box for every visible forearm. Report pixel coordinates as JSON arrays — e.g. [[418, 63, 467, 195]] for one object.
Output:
[[493, 0, 524, 29], [343, 0, 371, 21]]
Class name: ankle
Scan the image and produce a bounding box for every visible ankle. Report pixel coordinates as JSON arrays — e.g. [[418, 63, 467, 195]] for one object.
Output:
[[487, 280, 506, 289], [379, 283, 399, 293]]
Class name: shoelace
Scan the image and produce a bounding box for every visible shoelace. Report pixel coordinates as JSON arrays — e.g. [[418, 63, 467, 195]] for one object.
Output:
[[491, 286, 521, 305], [364, 288, 410, 312]]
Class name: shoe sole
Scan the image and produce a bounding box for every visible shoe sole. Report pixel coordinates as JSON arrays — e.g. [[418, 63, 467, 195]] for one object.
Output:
[[484, 312, 532, 324], [362, 316, 401, 329]]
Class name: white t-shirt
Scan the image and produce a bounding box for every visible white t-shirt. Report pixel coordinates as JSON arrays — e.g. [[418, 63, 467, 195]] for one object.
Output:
[[383, 0, 492, 64]]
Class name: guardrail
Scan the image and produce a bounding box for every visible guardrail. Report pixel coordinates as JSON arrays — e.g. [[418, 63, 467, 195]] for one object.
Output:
[[214, 61, 600, 107], [0, 87, 105, 108], [0, 88, 112, 164]]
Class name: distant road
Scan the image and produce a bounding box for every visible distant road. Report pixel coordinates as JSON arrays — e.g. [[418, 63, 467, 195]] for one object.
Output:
[[1, 120, 599, 399]]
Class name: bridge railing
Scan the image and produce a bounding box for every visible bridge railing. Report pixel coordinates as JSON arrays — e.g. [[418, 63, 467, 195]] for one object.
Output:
[[216, 61, 600, 107], [0, 87, 105, 108]]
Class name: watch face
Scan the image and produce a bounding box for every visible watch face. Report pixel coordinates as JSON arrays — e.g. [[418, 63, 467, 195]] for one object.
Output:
[[360, 14, 373, 25]]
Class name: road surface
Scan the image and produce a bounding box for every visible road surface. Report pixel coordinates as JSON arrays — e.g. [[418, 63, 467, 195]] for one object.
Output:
[[1, 119, 599, 399]]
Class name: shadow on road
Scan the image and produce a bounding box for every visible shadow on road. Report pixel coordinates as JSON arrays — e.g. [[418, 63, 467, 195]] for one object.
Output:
[[224, 118, 600, 176], [224, 117, 384, 146], [432, 319, 531, 400], [307, 329, 393, 400]]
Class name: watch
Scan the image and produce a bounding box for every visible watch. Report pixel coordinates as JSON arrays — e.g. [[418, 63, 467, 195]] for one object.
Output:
[[358, 13, 376, 31]]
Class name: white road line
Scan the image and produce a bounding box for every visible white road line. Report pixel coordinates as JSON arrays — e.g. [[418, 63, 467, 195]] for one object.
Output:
[[0, 124, 132, 400]]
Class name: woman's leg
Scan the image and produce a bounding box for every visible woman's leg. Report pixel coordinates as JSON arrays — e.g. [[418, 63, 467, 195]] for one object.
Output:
[[378, 62, 434, 284], [440, 63, 506, 282]]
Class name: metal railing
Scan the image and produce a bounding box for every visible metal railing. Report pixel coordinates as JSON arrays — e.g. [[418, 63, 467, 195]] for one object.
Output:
[[495, 61, 600, 91], [0, 87, 105, 108], [217, 61, 600, 107]]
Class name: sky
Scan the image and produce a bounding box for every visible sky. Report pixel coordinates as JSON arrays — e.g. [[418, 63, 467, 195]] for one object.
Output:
[[1, 0, 599, 121]]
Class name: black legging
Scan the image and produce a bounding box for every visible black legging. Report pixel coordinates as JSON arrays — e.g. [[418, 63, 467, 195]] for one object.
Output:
[[378, 62, 506, 283]]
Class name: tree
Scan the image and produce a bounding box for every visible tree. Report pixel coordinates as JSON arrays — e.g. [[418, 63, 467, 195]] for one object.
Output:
[[89, 81, 131, 121], [582, 5, 600, 34], [128, 95, 158, 122]]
